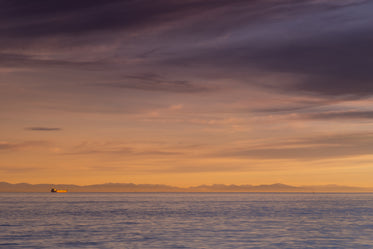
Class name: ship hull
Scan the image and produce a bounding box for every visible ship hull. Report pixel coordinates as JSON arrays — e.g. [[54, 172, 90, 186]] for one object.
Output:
[[55, 190, 67, 193], [51, 188, 67, 193]]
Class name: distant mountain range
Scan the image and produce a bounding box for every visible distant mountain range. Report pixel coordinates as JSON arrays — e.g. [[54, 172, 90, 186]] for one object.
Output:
[[1, 182, 372, 192]]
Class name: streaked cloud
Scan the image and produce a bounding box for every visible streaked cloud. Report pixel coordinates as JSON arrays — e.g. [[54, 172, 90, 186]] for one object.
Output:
[[100, 73, 214, 93], [304, 111, 373, 120], [0, 141, 50, 151], [64, 141, 183, 156], [217, 133, 373, 160], [25, 127, 62, 131]]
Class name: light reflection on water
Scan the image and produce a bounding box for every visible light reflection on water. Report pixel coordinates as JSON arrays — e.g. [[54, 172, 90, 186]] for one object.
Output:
[[1, 193, 373, 248]]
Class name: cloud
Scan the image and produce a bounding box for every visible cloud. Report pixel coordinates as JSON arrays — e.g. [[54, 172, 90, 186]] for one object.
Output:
[[0, 0, 251, 41], [3, 0, 372, 100], [0, 166, 45, 173], [65, 141, 183, 156], [251, 30, 373, 98], [216, 133, 373, 160], [157, 0, 373, 98], [0, 53, 105, 70], [0, 141, 50, 151], [25, 127, 62, 131], [101, 73, 214, 93], [304, 111, 373, 120], [252, 98, 334, 114], [147, 164, 247, 174]]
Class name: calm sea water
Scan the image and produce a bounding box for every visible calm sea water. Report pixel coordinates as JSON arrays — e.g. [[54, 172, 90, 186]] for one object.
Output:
[[1, 193, 373, 248]]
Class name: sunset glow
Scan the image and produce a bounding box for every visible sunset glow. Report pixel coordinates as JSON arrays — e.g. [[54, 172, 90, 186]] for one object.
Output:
[[2, 0, 373, 187]]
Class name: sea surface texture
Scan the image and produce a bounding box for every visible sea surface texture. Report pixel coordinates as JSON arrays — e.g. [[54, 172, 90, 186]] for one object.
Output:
[[1, 193, 373, 248]]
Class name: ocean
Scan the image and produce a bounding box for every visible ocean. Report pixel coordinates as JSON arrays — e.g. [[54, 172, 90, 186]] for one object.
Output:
[[1, 193, 373, 248]]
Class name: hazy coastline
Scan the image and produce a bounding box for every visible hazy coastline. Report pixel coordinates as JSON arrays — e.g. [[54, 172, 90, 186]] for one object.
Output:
[[1, 182, 372, 193]]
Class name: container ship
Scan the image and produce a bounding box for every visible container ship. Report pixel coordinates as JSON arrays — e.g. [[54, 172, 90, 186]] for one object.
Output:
[[50, 188, 67, 193]]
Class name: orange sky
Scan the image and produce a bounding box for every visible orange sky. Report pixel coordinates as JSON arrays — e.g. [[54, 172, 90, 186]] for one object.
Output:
[[2, 0, 373, 187]]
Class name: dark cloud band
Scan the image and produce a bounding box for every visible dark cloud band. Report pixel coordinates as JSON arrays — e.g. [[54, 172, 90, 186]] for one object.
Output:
[[25, 127, 62, 131]]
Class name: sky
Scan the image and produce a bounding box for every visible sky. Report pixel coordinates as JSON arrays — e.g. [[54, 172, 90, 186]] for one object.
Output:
[[2, 0, 373, 187]]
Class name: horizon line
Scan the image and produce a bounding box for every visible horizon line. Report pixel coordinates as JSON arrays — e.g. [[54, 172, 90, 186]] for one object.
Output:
[[2, 181, 373, 187], [2, 181, 373, 192]]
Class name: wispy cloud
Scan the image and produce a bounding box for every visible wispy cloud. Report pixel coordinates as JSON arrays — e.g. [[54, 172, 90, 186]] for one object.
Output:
[[100, 73, 214, 93], [64, 141, 183, 156], [0, 166, 45, 173], [304, 111, 373, 120], [216, 133, 373, 160], [0, 0, 273, 40], [0, 141, 50, 151], [0, 52, 105, 70], [25, 127, 62, 131]]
